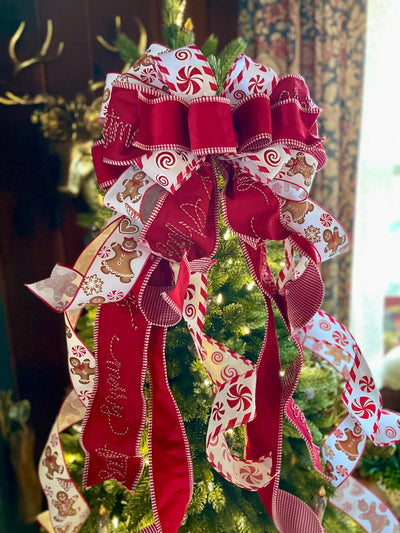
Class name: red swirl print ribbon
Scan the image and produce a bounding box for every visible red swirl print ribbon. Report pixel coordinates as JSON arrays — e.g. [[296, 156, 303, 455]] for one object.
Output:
[[28, 43, 399, 533]]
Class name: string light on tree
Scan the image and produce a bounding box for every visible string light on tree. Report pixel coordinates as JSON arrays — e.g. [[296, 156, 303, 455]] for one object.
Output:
[[96, 504, 110, 533], [313, 486, 328, 523]]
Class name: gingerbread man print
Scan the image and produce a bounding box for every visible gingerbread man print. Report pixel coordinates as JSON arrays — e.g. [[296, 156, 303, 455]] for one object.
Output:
[[53, 491, 79, 521], [335, 425, 364, 461], [285, 152, 316, 186], [101, 237, 142, 283], [323, 226, 346, 257], [35, 270, 78, 303], [54, 524, 75, 533], [42, 446, 64, 479], [131, 53, 152, 71], [116, 171, 149, 204], [324, 459, 337, 481], [358, 500, 390, 532], [69, 357, 96, 384], [280, 198, 315, 224], [325, 344, 351, 367]]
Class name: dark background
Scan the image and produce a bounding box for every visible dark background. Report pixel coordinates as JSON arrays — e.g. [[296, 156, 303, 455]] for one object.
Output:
[[0, 1, 238, 529]]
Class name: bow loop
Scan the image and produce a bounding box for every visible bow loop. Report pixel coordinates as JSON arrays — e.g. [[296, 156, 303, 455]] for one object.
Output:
[[221, 54, 279, 106], [135, 90, 190, 151], [232, 94, 272, 152], [152, 45, 218, 101], [270, 75, 326, 168], [188, 96, 236, 155], [100, 82, 237, 165], [101, 83, 144, 165], [139, 162, 219, 263]]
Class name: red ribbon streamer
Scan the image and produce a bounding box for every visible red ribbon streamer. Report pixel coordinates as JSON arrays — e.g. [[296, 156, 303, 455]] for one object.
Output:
[[221, 158, 326, 529], [81, 296, 148, 490], [82, 280, 193, 532], [147, 325, 193, 532]]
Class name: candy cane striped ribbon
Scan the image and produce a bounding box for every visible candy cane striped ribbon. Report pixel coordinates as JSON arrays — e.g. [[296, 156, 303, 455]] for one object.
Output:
[[301, 310, 400, 530]]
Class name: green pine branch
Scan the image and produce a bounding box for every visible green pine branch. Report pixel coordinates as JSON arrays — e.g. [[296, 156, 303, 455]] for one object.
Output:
[[206, 37, 247, 94], [115, 33, 140, 65]]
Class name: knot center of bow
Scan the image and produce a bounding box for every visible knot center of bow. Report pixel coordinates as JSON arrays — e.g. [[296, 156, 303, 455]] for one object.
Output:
[[136, 92, 237, 155]]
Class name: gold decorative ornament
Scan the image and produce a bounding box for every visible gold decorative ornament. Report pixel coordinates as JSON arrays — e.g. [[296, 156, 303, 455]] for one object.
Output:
[[9, 19, 64, 76], [0, 15, 148, 208]]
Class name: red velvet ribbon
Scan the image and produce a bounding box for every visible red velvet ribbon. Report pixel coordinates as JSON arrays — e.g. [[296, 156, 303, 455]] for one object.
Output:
[[269, 76, 326, 168], [139, 162, 219, 263], [81, 296, 147, 491], [187, 98, 236, 154], [100, 85, 238, 164], [147, 324, 193, 532], [233, 94, 272, 152], [220, 159, 325, 530], [82, 265, 193, 533], [94, 75, 326, 192]]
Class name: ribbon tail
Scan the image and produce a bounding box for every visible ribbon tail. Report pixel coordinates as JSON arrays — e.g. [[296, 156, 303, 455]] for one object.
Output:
[[147, 325, 193, 532], [253, 339, 324, 532], [37, 390, 90, 532], [244, 297, 283, 516], [330, 476, 400, 532], [245, 292, 324, 532], [81, 297, 148, 490], [271, 490, 324, 533]]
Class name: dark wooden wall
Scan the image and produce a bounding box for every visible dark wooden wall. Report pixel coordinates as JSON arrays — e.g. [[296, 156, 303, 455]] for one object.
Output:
[[0, 0, 239, 456]]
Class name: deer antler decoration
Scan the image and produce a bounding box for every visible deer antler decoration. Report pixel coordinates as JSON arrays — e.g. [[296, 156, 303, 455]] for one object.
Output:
[[9, 19, 64, 76], [0, 92, 50, 106], [0, 19, 64, 105], [96, 15, 147, 72]]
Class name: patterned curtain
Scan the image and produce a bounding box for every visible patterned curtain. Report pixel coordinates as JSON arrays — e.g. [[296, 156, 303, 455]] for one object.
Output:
[[238, 0, 367, 324]]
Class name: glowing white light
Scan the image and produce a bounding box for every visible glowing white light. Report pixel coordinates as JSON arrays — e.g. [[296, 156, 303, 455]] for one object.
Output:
[[243, 326, 250, 335], [247, 282, 254, 290], [216, 293, 223, 304], [224, 230, 231, 240], [112, 516, 119, 528]]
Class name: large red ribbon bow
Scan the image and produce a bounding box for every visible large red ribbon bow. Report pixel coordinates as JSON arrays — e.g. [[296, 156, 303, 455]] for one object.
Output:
[[28, 44, 400, 533]]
